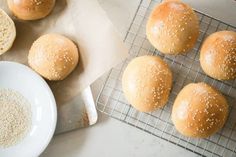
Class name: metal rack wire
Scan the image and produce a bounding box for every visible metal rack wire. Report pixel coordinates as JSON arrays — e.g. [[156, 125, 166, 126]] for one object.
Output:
[[96, 0, 236, 156]]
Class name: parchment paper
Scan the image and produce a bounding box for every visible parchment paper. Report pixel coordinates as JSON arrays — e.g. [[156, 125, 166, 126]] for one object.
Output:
[[0, 0, 128, 105]]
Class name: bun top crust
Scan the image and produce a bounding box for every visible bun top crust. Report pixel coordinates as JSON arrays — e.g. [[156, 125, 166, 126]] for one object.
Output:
[[172, 82, 228, 138], [146, 1, 199, 54], [7, 0, 55, 20], [200, 31, 236, 80], [28, 34, 79, 81], [122, 55, 173, 112]]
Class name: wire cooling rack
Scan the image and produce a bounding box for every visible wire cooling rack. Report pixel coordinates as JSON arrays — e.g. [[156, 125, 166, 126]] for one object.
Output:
[[96, 0, 236, 156]]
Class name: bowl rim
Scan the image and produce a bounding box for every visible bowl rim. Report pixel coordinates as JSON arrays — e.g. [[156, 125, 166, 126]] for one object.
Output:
[[0, 61, 57, 157]]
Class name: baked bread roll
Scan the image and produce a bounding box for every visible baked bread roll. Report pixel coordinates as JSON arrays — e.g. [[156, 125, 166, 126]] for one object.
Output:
[[146, 0, 199, 54], [28, 34, 79, 81], [200, 31, 236, 80], [122, 56, 173, 112], [0, 9, 16, 55], [172, 83, 228, 138], [7, 0, 55, 20]]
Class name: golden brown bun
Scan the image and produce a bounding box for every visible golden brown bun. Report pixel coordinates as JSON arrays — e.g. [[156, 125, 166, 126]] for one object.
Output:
[[0, 9, 16, 55], [146, 1, 199, 54], [7, 0, 55, 20], [200, 31, 236, 80], [172, 82, 228, 138], [122, 55, 173, 112], [28, 34, 79, 81]]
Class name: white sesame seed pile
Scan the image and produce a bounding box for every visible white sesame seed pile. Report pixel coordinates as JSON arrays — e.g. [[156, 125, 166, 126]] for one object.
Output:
[[0, 89, 31, 148]]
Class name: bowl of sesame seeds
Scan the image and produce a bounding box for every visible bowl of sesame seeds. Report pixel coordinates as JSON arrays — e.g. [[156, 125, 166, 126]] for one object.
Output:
[[0, 61, 57, 157]]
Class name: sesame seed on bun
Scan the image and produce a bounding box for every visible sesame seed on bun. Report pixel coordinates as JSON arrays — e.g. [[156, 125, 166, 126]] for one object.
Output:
[[122, 55, 173, 112], [146, 0, 199, 54], [28, 34, 79, 81], [7, 0, 55, 20], [200, 31, 236, 80], [172, 82, 228, 138]]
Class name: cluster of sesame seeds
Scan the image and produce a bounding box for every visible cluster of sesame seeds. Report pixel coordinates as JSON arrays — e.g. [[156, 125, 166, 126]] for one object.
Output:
[[25, 0, 48, 12], [151, 63, 171, 107], [30, 0, 44, 6], [29, 35, 77, 80], [201, 32, 236, 79], [174, 83, 228, 137], [0, 89, 31, 147], [123, 57, 172, 110], [221, 51, 236, 78], [223, 34, 235, 42], [149, 1, 198, 54]]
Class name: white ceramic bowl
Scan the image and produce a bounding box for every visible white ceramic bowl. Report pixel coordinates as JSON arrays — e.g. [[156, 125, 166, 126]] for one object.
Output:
[[0, 61, 57, 157]]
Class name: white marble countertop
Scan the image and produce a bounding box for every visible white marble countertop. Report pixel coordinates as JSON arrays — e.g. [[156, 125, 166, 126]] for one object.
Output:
[[41, 0, 236, 157]]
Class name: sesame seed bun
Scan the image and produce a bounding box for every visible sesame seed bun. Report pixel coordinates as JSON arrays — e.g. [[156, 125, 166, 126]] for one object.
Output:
[[146, 1, 199, 54], [122, 55, 173, 112], [28, 34, 79, 81], [0, 9, 16, 55], [7, 0, 55, 20], [200, 31, 236, 80], [172, 83, 228, 138]]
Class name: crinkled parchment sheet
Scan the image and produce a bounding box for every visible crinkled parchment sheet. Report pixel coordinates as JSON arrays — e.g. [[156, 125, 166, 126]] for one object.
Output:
[[0, 0, 128, 105]]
